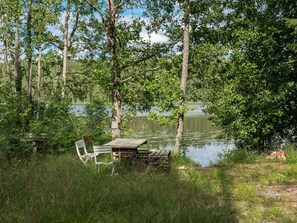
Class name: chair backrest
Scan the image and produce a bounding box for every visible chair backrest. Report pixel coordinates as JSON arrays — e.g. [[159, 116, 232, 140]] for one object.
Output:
[[75, 140, 88, 162], [93, 145, 113, 154], [93, 145, 113, 162]]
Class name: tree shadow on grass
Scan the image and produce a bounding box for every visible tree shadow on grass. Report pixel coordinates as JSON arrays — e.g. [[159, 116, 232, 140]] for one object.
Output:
[[96, 167, 240, 223], [216, 166, 239, 222]]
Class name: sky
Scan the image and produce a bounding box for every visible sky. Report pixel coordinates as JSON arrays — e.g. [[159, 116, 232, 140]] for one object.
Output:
[[51, 4, 170, 44]]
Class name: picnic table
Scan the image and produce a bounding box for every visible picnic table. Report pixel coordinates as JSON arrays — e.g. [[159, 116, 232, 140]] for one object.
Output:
[[23, 133, 48, 153], [104, 138, 147, 158], [104, 138, 171, 170]]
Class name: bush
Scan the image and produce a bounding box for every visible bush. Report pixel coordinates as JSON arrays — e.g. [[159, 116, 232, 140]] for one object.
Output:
[[0, 84, 111, 159], [84, 98, 111, 144]]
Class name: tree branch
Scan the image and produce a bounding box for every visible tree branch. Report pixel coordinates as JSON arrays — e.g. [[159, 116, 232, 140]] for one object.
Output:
[[69, 6, 81, 48], [87, 0, 105, 24], [120, 76, 132, 83], [69, 71, 86, 75], [120, 39, 180, 71], [116, 0, 129, 10], [120, 66, 161, 83], [49, 41, 62, 50], [116, 0, 142, 11]]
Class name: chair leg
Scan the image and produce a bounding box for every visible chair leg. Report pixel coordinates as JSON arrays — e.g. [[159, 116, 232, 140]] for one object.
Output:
[[96, 164, 115, 175], [83, 159, 88, 165], [111, 164, 115, 175]]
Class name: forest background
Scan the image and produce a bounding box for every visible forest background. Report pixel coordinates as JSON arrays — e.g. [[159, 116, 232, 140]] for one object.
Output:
[[0, 0, 296, 159]]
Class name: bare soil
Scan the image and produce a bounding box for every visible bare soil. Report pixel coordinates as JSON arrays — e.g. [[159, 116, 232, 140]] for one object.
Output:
[[258, 184, 297, 208]]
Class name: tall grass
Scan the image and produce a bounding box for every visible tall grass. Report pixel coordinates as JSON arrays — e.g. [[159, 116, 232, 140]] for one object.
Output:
[[1, 147, 296, 223], [0, 155, 238, 223]]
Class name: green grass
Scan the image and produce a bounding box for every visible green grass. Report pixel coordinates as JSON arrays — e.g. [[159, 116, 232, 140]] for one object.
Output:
[[0, 147, 296, 223]]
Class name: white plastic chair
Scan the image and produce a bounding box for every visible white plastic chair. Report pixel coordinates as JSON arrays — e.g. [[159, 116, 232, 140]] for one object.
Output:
[[93, 145, 115, 175], [75, 140, 97, 164]]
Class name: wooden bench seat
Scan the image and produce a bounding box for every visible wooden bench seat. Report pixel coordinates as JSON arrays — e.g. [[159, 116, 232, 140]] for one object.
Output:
[[149, 149, 171, 160], [135, 149, 171, 170]]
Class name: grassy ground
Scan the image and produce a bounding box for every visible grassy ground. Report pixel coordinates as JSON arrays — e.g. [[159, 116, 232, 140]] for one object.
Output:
[[0, 147, 296, 223]]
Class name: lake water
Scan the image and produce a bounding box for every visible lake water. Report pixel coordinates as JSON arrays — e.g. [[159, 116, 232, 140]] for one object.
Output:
[[71, 104, 234, 167]]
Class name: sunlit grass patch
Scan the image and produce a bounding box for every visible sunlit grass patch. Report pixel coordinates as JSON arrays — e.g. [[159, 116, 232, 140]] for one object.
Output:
[[234, 182, 258, 201]]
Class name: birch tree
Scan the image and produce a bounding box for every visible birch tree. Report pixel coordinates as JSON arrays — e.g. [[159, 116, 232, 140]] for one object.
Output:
[[61, 0, 80, 97], [25, 0, 33, 105], [144, 0, 190, 154], [144, 0, 222, 154], [0, 4, 11, 85], [174, 0, 190, 154], [12, 1, 22, 97]]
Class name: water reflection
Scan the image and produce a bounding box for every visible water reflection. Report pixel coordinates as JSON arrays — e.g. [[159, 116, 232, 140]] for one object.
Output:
[[127, 115, 234, 167]]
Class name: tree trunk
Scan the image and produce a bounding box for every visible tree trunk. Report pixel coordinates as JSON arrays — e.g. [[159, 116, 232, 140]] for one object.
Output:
[[14, 18, 21, 94], [106, 0, 122, 138], [174, 0, 190, 154], [62, 0, 70, 98], [37, 46, 43, 119], [111, 86, 122, 138], [1, 11, 11, 85], [27, 0, 33, 105]]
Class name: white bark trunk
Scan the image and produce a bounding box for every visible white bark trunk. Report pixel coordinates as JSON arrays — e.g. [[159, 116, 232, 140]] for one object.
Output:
[[62, 0, 70, 98], [111, 94, 121, 138], [1, 12, 10, 84], [14, 18, 21, 94], [27, 0, 33, 104], [106, 0, 122, 138], [37, 46, 42, 119], [174, 0, 190, 154]]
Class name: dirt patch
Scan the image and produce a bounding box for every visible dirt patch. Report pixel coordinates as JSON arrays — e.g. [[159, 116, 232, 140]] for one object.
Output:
[[257, 184, 297, 208], [248, 162, 287, 170]]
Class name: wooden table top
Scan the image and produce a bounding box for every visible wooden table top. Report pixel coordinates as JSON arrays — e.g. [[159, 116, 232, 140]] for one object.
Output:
[[105, 138, 147, 149]]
